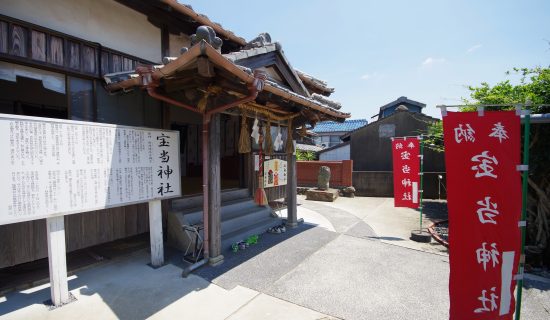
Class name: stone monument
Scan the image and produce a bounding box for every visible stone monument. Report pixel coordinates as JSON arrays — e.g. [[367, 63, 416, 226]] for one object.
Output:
[[306, 166, 339, 202], [317, 166, 330, 190]]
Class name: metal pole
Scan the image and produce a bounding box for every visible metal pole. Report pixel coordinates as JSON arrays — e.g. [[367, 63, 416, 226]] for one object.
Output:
[[419, 136, 424, 231], [514, 112, 530, 320]]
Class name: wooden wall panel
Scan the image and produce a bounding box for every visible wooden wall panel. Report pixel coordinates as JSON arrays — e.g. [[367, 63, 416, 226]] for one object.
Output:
[[68, 41, 80, 70], [111, 54, 121, 73], [31, 30, 46, 61], [48, 35, 64, 66], [10, 24, 27, 57], [124, 205, 138, 236], [82, 45, 96, 74], [101, 51, 110, 75], [0, 21, 9, 53], [0, 204, 152, 268], [137, 203, 149, 233], [0, 17, 151, 78], [65, 214, 83, 251]]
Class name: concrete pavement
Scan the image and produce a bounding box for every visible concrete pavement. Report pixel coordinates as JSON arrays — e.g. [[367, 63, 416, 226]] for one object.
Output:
[[1, 196, 548, 319], [0, 250, 336, 320]]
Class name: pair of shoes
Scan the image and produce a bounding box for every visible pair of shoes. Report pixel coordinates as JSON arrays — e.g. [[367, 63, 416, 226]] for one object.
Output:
[[267, 225, 286, 234]]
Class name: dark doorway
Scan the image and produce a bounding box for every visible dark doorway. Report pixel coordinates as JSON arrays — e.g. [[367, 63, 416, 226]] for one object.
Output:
[[171, 114, 243, 196]]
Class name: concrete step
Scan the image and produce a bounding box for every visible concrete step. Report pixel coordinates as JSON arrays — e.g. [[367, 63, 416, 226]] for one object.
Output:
[[174, 198, 260, 226], [171, 188, 249, 211], [220, 206, 273, 236], [221, 216, 282, 250]]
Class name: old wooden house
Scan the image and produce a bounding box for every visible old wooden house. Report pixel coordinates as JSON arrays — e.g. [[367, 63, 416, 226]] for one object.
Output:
[[0, 0, 349, 271]]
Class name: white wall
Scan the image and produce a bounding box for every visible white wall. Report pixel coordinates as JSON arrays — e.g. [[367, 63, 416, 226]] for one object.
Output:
[[2, 0, 162, 63], [319, 144, 350, 161], [169, 33, 191, 57]]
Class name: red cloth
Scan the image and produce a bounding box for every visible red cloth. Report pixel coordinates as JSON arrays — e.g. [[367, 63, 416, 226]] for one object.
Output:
[[392, 138, 420, 208], [443, 111, 522, 319]]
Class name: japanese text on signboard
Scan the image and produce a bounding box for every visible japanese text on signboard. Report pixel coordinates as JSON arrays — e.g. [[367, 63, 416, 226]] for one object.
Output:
[[0, 114, 181, 226], [443, 111, 521, 320], [392, 138, 420, 208]]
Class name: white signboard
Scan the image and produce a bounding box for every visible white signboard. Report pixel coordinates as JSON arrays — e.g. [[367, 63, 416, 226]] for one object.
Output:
[[263, 159, 287, 188], [0, 114, 181, 225]]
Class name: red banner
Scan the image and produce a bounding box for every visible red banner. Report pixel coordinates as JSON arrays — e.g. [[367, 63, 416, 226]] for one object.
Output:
[[392, 137, 420, 208], [443, 111, 522, 320]]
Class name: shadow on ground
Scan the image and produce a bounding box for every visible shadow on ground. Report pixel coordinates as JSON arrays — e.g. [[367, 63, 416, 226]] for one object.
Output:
[[191, 223, 339, 291], [422, 200, 448, 223]]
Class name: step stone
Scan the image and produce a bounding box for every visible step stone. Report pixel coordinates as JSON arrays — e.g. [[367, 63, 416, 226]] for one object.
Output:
[[221, 217, 282, 249]]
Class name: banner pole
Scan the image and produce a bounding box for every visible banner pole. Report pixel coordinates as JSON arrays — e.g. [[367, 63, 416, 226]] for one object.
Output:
[[514, 112, 530, 320], [419, 136, 424, 230]]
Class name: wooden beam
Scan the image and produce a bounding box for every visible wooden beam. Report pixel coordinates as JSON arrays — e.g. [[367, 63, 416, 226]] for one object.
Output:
[[208, 114, 224, 266], [197, 57, 215, 78], [286, 155, 298, 227]]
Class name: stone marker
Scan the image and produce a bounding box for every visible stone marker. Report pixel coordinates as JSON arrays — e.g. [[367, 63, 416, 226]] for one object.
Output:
[[317, 166, 330, 190], [306, 166, 339, 202]]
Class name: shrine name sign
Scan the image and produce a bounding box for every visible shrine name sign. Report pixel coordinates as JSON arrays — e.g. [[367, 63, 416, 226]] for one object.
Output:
[[0, 114, 181, 226]]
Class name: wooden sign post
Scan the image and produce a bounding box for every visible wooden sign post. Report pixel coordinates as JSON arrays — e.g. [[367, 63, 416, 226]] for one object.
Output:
[[148, 199, 164, 267], [0, 114, 181, 306], [46, 216, 70, 305]]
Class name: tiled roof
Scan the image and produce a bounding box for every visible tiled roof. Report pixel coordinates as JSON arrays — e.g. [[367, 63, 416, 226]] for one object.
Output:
[[311, 93, 342, 110], [295, 70, 335, 94], [312, 119, 368, 133], [223, 43, 280, 62], [379, 96, 426, 111]]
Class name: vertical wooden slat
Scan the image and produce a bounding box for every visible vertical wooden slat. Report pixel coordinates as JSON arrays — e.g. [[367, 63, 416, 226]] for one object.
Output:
[[82, 45, 96, 74], [48, 35, 64, 66], [124, 204, 138, 236], [0, 21, 7, 53], [68, 41, 79, 70], [10, 24, 27, 57], [140, 202, 151, 233], [112, 54, 121, 73], [100, 51, 109, 75], [31, 30, 46, 61]]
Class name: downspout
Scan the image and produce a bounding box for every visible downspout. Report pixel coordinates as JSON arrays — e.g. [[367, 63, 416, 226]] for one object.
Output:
[[140, 68, 266, 276]]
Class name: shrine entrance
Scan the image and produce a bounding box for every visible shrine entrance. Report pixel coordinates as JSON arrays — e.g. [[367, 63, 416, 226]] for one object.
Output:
[[171, 113, 243, 196]]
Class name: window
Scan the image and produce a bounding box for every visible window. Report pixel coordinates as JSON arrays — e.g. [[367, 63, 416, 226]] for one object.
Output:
[[69, 77, 93, 121]]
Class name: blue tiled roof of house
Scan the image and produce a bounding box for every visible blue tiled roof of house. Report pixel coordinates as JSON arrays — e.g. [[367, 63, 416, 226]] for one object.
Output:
[[312, 119, 368, 133]]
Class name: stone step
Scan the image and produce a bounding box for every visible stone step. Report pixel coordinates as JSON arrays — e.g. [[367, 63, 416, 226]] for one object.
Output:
[[173, 198, 261, 226], [221, 217, 282, 250], [220, 206, 273, 236], [171, 188, 249, 211]]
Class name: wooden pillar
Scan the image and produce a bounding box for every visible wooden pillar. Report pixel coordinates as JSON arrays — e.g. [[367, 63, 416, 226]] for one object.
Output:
[[148, 199, 164, 267], [286, 153, 298, 227], [208, 114, 223, 265], [46, 216, 70, 306]]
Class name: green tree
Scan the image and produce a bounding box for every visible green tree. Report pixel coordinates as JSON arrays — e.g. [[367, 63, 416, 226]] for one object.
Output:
[[295, 149, 317, 161], [429, 67, 550, 263]]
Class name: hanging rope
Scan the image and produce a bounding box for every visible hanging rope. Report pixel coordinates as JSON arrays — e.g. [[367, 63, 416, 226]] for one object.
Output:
[[285, 118, 294, 154], [238, 113, 251, 153], [265, 119, 273, 155]]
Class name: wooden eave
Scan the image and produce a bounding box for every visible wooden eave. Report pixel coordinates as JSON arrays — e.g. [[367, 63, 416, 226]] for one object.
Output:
[[105, 41, 350, 122]]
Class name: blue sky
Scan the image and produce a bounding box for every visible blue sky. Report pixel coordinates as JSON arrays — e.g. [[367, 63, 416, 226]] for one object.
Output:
[[185, 0, 550, 120]]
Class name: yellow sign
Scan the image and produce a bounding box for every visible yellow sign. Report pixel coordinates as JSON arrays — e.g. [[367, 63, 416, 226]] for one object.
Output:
[[263, 159, 287, 188]]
